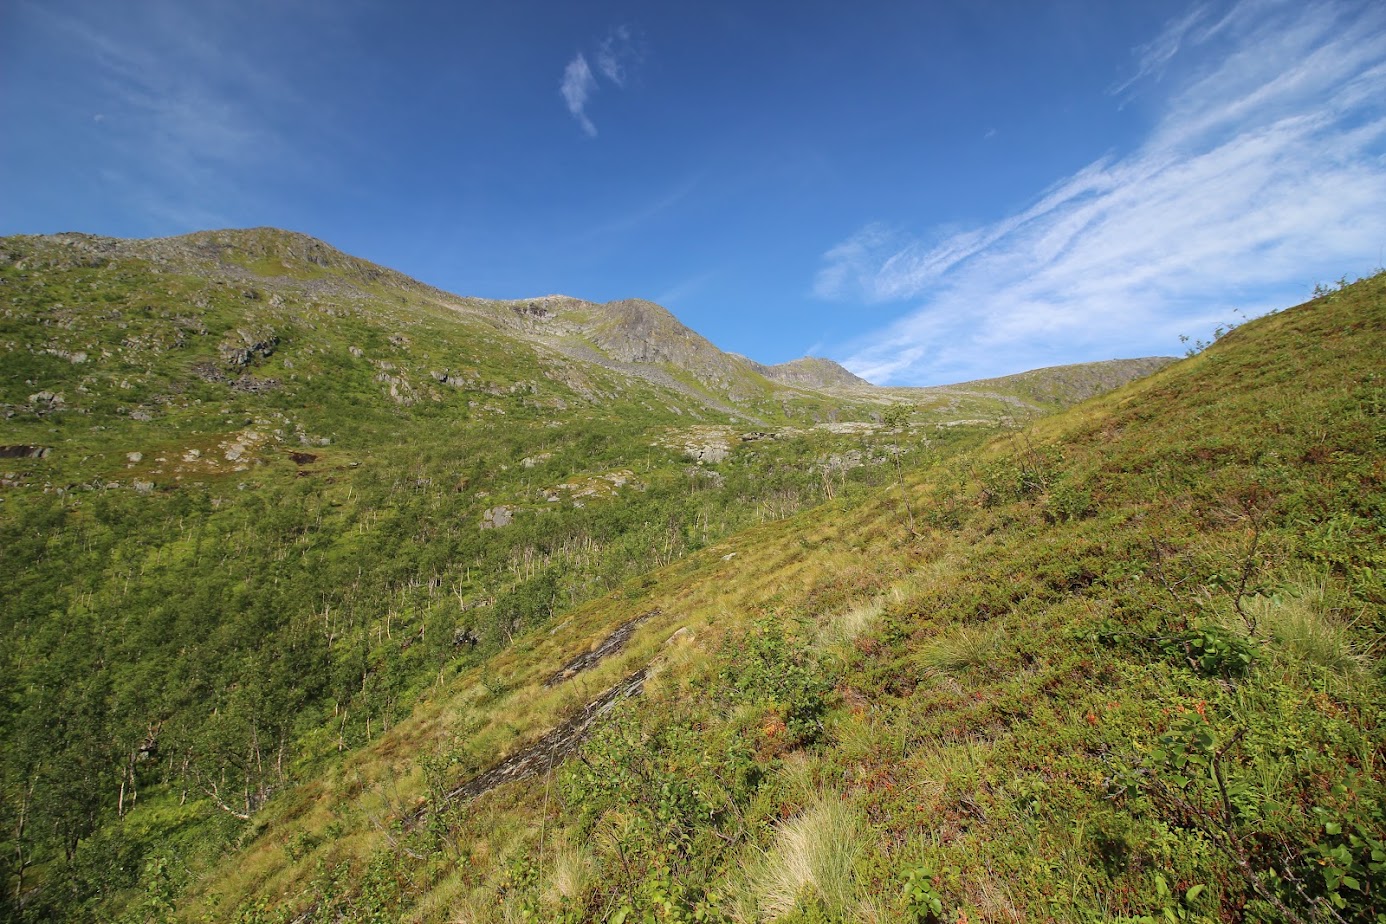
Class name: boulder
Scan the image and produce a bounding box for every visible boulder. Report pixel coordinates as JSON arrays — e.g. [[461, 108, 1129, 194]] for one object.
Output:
[[481, 505, 514, 529]]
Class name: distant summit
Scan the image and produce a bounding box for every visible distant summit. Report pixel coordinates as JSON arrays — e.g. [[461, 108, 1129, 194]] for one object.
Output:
[[756, 356, 871, 390]]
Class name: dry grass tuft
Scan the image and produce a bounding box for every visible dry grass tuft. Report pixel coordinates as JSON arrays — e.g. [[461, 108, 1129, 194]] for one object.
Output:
[[751, 797, 864, 920], [916, 623, 1007, 677], [1244, 578, 1372, 683], [542, 839, 595, 907], [817, 597, 884, 648]]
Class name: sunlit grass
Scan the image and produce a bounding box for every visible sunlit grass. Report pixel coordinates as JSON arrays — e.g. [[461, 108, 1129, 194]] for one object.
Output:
[[1244, 577, 1373, 684], [916, 622, 1007, 677], [159, 269, 1386, 922], [744, 797, 864, 921]]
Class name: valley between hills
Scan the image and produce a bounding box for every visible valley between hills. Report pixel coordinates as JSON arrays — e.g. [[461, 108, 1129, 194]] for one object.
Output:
[[1, 229, 1382, 923]]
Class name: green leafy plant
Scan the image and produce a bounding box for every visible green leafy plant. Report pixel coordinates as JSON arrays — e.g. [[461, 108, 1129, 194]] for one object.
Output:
[[1303, 783, 1386, 920], [900, 862, 948, 922], [1160, 625, 1257, 678]]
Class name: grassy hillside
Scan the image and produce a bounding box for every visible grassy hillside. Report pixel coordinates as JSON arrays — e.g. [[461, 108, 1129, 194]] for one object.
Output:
[[0, 229, 1169, 923], [147, 271, 1385, 924]]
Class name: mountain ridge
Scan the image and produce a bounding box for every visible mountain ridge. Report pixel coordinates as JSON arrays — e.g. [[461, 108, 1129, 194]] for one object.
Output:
[[5, 227, 1174, 414]]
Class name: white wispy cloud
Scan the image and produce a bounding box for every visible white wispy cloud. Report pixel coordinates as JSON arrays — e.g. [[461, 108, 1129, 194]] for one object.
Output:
[[560, 25, 645, 137], [654, 269, 716, 308], [596, 25, 642, 86], [820, 0, 1386, 385], [1110, 3, 1212, 98], [21, 0, 341, 230], [561, 53, 599, 137]]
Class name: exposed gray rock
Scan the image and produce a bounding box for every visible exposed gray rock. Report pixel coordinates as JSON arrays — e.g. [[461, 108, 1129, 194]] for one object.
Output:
[[218, 329, 278, 368], [376, 372, 416, 405], [230, 375, 280, 394], [0, 445, 50, 459], [191, 361, 227, 383], [511, 301, 554, 320], [689, 443, 728, 463], [544, 610, 659, 687], [430, 369, 472, 388], [754, 356, 871, 390], [419, 667, 648, 814], [481, 505, 514, 529], [27, 391, 64, 414]]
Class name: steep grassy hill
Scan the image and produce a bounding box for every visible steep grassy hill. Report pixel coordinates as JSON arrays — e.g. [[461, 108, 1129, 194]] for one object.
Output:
[[144, 271, 1384, 924], [0, 228, 1170, 923]]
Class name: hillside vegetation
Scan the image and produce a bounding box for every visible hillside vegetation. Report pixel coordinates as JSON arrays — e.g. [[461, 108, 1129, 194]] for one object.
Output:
[[149, 270, 1383, 924], [0, 229, 1170, 923]]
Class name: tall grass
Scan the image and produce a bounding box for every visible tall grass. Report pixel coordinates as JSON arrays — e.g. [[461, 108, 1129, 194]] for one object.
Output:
[[1243, 577, 1372, 685], [916, 623, 1007, 677], [541, 839, 594, 908], [817, 597, 884, 648], [746, 797, 863, 920]]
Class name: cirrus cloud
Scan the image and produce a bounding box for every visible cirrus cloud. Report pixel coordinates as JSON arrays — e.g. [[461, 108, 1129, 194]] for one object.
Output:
[[820, 0, 1386, 385]]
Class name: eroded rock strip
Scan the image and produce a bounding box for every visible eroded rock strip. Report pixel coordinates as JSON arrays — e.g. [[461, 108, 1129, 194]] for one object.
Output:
[[424, 668, 648, 816], [543, 609, 660, 687]]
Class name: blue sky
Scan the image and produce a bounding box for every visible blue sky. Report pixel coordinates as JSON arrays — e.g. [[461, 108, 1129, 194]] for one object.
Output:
[[3, 0, 1385, 384]]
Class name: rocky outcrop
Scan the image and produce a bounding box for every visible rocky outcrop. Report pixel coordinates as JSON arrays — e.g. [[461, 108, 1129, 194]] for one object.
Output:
[[481, 505, 514, 529], [218, 329, 278, 368], [424, 668, 648, 811], [660, 427, 733, 464], [543, 610, 659, 687], [0, 445, 51, 459], [755, 356, 871, 390], [26, 392, 64, 415]]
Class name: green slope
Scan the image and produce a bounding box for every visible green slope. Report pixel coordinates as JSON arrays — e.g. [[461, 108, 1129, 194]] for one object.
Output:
[[0, 229, 1169, 923], [150, 271, 1385, 923]]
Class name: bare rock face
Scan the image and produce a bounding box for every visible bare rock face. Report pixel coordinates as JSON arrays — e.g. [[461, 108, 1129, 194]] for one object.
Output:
[[0, 445, 51, 459], [757, 356, 871, 390], [376, 371, 416, 405], [45, 348, 88, 364], [218, 329, 278, 368], [430, 369, 479, 390], [661, 427, 733, 464], [481, 505, 514, 529], [511, 302, 554, 320], [27, 392, 64, 415], [690, 443, 728, 463]]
